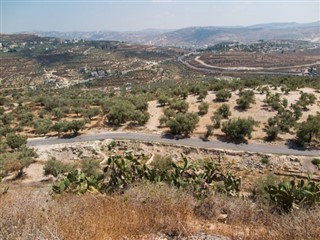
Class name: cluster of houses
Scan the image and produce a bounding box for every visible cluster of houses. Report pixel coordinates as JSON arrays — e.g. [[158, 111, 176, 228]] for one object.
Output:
[[0, 37, 83, 53], [205, 40, 320, 54]]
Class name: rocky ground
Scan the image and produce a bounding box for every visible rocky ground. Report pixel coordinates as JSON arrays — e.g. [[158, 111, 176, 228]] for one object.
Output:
[[22, 139, 320, 187]]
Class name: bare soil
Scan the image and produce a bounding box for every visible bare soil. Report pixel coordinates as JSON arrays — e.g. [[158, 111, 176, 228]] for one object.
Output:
[[144, 87, 320, 144]]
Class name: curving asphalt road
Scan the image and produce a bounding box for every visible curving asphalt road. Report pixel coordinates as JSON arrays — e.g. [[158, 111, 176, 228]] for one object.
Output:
[[177, 55, 315, 76], [27, 132, 320, 156], [194, 56, 320, 71]]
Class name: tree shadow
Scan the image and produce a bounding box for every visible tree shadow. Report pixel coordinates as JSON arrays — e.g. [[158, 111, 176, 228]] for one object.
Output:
[[233, 105, 248, 112], [213, 99, 228, 103], [156, 104, 165, 108], [263, 136, 276, 142], [216, 135, 248, 145], [104, 121, 121, 131], [260, 104, 272, 112], [199, 136, 210, 142], [286, 139, 320, 151], [161, 132, 189, 140], [60, 132, 80, 139]]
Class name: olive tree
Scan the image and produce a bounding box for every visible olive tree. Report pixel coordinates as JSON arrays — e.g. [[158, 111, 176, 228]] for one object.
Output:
[[222, 117, 257, 140]]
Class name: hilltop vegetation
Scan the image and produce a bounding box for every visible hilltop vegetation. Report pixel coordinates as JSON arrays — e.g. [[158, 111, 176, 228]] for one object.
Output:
[[0, 34, 194, 89]]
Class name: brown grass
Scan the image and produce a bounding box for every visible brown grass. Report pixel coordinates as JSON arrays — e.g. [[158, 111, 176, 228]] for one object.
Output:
[[0, 183, 195, 240], [195, 195, 320, 240], [0, 183, 319, 240]]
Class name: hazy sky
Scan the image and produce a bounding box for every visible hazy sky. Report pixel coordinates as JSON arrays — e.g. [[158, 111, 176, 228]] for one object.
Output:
[[1, 0, 319, 33]]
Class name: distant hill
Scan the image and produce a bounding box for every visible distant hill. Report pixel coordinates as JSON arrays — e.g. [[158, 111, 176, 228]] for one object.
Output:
[[0, 34, 57, 43], [248, 21, 320, 29], [22, 21, 320, 47]]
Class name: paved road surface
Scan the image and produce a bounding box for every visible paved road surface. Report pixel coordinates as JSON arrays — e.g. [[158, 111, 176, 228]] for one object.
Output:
[[178, 55, 302, 76], [27, 132, 320, 156], [194, 56, 320, 71]]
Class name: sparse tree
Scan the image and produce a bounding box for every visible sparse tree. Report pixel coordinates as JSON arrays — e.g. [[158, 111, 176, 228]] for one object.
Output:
[[169, 99, 189, 113], [204, 125, 214, 139], [296, 113, 320, 146], [198, 102, 209, 115], [216, 104, 231, 119], [215, 89, 231, 102], [6, 133, 27, 150], [211, 113, 222, 129], [158, 94, 170, 107], [167, 112, 199, 136], [222, 117, 257, 140], [236, 90, 255, 110]]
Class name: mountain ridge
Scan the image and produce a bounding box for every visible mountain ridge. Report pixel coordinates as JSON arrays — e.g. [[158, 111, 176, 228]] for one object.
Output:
[[17, 21, 320, 47]]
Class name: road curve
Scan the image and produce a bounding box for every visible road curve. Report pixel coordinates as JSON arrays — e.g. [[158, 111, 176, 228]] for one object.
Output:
[[178, 55, 303, 76], [27, 132, 320, 156], [194, 56, 320, 71]]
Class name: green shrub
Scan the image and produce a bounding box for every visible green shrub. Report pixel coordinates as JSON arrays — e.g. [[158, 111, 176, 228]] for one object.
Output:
[[236, 90, 255, 110], [204, 125, 214, 139], [198, 102, 209, 115], [251, 173, 282, 203], [81, 158, 102, 177], [5, 133, 27, 150], [215, 89, 231, 102], [44, 158, 76, 177], [1, 147, 36, 176], [265, 176, 320, 212], [52, 170, 104, 194], [216, 104, 231, 119], [52, 153, 241, 199], [261, 157, 270, 165], [296, 113, 320, 147], [151, 155, 174, 174], [166, 112, 199, 136], [211, 113, 222, 129], [311, 158, 320, 166], [266, 125, 279, 141], [222, 117, 257, 140]]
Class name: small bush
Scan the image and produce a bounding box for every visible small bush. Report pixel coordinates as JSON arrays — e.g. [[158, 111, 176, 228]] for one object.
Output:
[[150, 155, 174, 174], [222, 117, 257, 140], [81, 158, 102, 177], [44, 158, 76, 177], [311, 158, 320, 166], [265, 177, 320, 212], [215, 89, 231, 102], [198, 102, 209, 115], [251, 173, 282, 203], [211, 113, 222, 129], [261, 157, 270, 165], [5, 133, 27, 150], [216, 104, 231, 119], [204, 125, 214, 139], [266, 125, 279, 141]]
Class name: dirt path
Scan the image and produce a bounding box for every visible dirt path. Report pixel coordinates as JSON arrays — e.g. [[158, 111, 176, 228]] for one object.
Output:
[[145, 100, 163, 133]]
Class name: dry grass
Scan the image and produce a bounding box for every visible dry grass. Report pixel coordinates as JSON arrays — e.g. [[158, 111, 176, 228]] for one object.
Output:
[[0, 183, 195, 240], [195, 195, 320, 240], [0, 183, 319, 240]]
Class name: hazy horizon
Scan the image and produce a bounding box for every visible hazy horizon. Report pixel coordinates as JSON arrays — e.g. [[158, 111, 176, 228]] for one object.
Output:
[[1, 0, 320, 34]]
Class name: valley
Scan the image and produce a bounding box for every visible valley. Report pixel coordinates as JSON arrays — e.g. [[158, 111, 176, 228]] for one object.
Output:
[[1, 22, 320, 240]]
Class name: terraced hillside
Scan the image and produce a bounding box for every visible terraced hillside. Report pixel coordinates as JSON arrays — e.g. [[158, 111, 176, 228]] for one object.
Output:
[[0, 34, 202, 89]]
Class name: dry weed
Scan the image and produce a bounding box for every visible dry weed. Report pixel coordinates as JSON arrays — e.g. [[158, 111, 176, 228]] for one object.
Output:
[[0, 183, 196, 240], [0, 183, 319, 240]]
